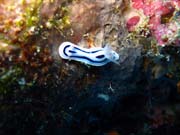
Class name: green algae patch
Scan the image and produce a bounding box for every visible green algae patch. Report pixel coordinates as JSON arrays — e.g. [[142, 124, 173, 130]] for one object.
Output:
[[44, 5, 71, 33], [0, 0, 43, 45], [23, 0, 42, 28]]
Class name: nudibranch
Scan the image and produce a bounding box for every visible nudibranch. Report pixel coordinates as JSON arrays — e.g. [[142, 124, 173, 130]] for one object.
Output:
[[59, 42, 119, 66]]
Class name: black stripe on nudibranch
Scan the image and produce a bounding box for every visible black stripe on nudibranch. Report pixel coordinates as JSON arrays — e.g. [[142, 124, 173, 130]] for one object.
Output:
[[91, 50, 102, 53], [96, 55, 105, 59], [70, 55, 108, 63], [74, 47, 102, 54], [69, 50, 76, 53], [74, 47, 90, 53], [63, 45, 71, 56]]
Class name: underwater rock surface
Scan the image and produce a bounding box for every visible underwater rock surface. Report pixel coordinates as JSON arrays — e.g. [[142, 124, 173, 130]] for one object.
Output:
[[0, 0, 180, 135]]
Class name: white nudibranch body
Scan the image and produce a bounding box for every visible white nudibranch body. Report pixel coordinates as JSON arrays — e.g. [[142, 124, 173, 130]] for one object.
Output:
[[59, 42, 119, 66]]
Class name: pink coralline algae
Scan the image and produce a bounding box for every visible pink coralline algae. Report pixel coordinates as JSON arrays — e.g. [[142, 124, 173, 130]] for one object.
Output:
[[128, 0, 180, 46], [126, 16, 140, 32]]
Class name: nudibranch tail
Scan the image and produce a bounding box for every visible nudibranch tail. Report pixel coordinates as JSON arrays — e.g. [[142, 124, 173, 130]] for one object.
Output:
[[58, 42, 120, 66]]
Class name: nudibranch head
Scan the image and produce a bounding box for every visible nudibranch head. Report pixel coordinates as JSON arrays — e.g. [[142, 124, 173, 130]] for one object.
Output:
[[103, 45, 119, 65]]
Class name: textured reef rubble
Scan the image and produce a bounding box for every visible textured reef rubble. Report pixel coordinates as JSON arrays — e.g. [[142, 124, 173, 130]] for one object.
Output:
[[0, 0, 180, 135]]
